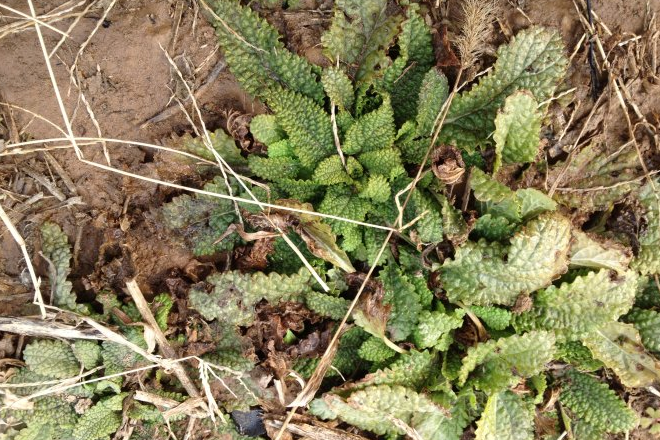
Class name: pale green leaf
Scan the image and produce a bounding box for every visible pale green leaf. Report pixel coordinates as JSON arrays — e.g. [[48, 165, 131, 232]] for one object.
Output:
[[442, 213, 572, 306], [475, 391, 534, 440], [514, 269, 638, 341], [582, 321, 660, 388], [570, 230, 632, 274], [493, 91, 542, 171]]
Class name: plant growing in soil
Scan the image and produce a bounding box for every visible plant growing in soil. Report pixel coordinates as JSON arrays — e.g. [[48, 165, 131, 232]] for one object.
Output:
[[5, 1, 660, 439]]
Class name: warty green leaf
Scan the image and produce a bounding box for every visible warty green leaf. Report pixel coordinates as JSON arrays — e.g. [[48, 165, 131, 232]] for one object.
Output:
[[458, 330, 556, 393], [312, 155, 354, 185], [416, 68, 449, 138], [321, 0, 401, 85], [322, 66, 354, 111], [268, 87, 335, 169], [475, 391, 534, 440], [631, 178, 660, 275], [343, 96, 395, 155], [513, 269, 638, 341], [23, 340, 80, 379], [248, 155, 301, 180], [493, 91, 542, 171], [441, 213, 571, 306], [72, 394, 127, 440], [354, 350, 436, 390], [548, 142, 642, 211], [441, 27, 567, 148], [379, 262, 422, 341], [179, 128, 248, 168], [249, 114, 285, 146], [625, 308, 660, 352], [376, 4, 435, 124], [40, 222, 76, 311], [470, 306, 512, 331], [413, 310, 466, 351], [310, 385, 448, 439], [189, 268, 314, 326], [559, 369, 637, 433], [208, 0, 323, 102]]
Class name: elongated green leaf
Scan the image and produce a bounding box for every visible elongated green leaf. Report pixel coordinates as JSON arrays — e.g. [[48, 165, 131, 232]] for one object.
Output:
[[442, 27, 567, 148], [493, 91, 542, 171], [442, 213, 571, 306], [559, 369, 637, 433], [514, 269, 638, 341]]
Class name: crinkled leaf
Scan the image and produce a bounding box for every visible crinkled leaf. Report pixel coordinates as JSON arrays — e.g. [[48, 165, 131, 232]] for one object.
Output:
[[459, 331, 555, 394], [442, 213, 571, 306], [208, 0, 323, 102], [23, 340, 80, 379], [415, 68, 449, 137], [475, 391, 534, 440], [310, 385, 447, 439], [559, 369, 637, 433], [625, 308, 660, 352], [514, 269, 637, 341], [322, 66, 354, 111], [442, 27, 567, 148], [343, 96, 395, 155], [493, 91, 542, 171], [322, 0, 401, 84], [632, 178, 660, 274]]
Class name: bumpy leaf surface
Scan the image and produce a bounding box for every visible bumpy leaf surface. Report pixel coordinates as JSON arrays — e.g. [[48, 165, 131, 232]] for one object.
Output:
[[458, 331, 556, 392], [189, 268, 314, 325], [514, 269, 638, 341], [322, 66, 354, 111], [378, 4, 435, 124], [379, 263, 422, 341], [474, 391, 534, 440], [268, 88, 335, 169], [413, 310, 466, 351], [470, 306, 512, 331], [493, 91, 541, 170], [249, 114, 285, 146], [322, 0, 401, 84], [415, 68, 449, 137], [559, 370, 637, 433], [548, 142, 642, 211], [179, 128, 248, 167], [41, 222, 76, 310], [343, 96, 395, 155], [311, 385, 447, 438], [625, 308, 660, 352], [72, 394, 126, 440], [441, 213, 571, 306], [442, 27, 567, 147], [23, 340, 80, 379], [208, 0, 323, 102], [569, 230, 632, 274], [632, 178, 660, 274], [72, 340, 101, 370]]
